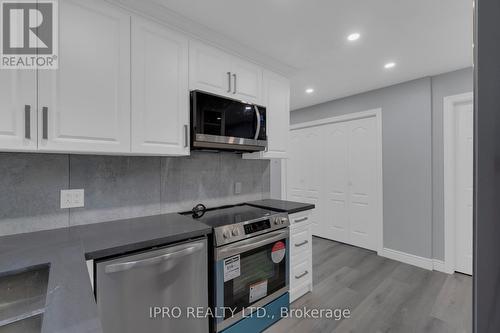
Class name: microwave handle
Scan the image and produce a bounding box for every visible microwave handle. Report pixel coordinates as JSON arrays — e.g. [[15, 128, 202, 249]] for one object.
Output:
[[253, 105, 261, 140]]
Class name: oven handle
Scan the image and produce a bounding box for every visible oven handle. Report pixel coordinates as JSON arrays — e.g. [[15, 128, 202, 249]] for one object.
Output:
[[216, 228, 289, 260], [253, 105, 261, 140]]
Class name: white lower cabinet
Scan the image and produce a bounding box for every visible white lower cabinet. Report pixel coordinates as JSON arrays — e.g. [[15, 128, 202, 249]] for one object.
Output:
[[289, 210, 313, 302]]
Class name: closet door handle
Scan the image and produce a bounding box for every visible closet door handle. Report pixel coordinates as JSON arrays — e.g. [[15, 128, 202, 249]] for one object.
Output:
[[227, 72, 232, 93], [184, 124, 189, 148], [232, 73, 237, 94], [42, 107, 48, 139], [24, 105, 31, 139]]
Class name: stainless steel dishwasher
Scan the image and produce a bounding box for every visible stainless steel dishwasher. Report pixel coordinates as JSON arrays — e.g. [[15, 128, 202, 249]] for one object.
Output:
[[95, 238, 208, 333]]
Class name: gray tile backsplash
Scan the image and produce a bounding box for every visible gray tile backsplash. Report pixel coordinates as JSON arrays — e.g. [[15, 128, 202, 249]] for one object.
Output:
[[69, 155, 162, 226], [0, 153, 70, 235], [0, 152, 270, 236]]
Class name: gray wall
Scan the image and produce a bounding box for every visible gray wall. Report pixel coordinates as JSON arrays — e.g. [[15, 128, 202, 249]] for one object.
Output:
[[0, 152, 270, 236], [290, 68, 472, 260]]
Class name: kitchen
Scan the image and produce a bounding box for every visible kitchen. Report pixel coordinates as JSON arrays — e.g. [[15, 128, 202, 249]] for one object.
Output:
[[0, 0, 488, 332]]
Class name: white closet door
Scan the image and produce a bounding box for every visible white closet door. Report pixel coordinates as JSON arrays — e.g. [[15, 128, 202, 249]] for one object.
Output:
[[348, 117, 378, 251], [288, 127, 321, 234], [288, 114, 380, 252], [323, 122, 350, 242], [455, 101, 473, 275]]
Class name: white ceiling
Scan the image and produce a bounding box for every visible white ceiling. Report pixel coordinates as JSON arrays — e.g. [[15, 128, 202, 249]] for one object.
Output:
[[151, 0, 473, 110]]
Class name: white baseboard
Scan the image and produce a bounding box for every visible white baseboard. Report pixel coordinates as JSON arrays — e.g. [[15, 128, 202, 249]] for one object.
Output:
[[433, 259, 455, 274], [378, 248, 434, 271], [432, 259, 446, 273]]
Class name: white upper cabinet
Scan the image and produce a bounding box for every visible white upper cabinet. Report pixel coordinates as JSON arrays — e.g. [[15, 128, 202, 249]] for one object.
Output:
[[37, 0, 131, 153], [131, 17, 189, 155], [0, 70, 37, 151], [244, 71, 290, 159], [231, 58, 262, 103], [189, 41, 232, 97], [189, 41, 263, 104]]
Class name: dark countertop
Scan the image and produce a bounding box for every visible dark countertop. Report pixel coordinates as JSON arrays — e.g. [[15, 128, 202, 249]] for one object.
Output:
[[0, 213, 211, 333], [246, 199, 315, 214]]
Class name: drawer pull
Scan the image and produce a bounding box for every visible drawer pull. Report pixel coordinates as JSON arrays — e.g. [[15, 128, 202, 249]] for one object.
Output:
[[295, 270, 309, 279], [294, 240, 309, 247], [294, 217, 308, 224]]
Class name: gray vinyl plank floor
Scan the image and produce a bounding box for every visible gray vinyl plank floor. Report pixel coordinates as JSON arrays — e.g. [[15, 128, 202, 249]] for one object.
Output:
[[266, 237, 472, 333]]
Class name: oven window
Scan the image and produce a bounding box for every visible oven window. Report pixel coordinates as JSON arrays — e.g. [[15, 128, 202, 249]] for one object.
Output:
[[223, 240, 287, 318]]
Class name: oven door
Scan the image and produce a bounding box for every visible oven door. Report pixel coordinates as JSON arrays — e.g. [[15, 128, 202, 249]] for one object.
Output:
[[214, 229, 289, 332]]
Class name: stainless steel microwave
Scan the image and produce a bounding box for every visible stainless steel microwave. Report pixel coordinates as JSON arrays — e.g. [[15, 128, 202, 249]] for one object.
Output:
[[190, 91, 267, 152]]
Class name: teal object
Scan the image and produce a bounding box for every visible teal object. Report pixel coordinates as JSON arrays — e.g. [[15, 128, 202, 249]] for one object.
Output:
[[221, 293, 290, 333]]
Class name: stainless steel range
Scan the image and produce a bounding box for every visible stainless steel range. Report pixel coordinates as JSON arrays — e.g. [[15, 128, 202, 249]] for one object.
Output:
[[185, 204, 290, 333]]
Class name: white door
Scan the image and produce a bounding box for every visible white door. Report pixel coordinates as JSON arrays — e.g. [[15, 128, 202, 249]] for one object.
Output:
[[131, 17, 189, 155], [0, 70, 37, 151], [38, 0, 131, 153], [323, 122, 350, 243], [288, 127, 321, 235], [288, 114, 380, 252], [348, 117, 378, 250], [455, 100, 473, 275], [231, 59, 262, 104], [189, 41, 232, 97]]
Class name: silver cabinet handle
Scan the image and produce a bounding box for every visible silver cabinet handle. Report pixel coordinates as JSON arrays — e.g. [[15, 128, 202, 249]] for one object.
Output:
[[294, 240, 309, 247], [232, 73, 237, 94], [42, 107, 48, 139], [104, 242, 205, 274], [227, 72, 232, 93], [24, 105, 31, 139], [184, 124, 189, 148], [294, 217, 308, 224], [295, 270, 309, 279]]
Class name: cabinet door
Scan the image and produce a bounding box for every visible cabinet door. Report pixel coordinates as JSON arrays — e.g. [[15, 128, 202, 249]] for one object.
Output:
[[38, 0, 131, 153], [263, 71, 289, 157], [189, 41, 232, 97], [0, 70, 37, 151], [242, 71, 289, 159], [131, 17, 189, 155], [231, 59, 262, 104]]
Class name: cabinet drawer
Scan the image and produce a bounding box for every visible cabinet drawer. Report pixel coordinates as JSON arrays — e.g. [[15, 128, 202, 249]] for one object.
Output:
[[290, 227, 311, 262], [289, 211, 311, 226], [290, 259, 312, 290]]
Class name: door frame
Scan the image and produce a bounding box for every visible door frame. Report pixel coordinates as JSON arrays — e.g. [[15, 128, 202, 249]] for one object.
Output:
[[289, 109, 383, 253], [443, 92, 474, 274]]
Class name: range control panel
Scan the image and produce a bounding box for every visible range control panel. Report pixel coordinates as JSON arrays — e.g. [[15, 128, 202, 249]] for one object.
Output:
[[244, 220, 271, 234], [214, 213, 290, 247]]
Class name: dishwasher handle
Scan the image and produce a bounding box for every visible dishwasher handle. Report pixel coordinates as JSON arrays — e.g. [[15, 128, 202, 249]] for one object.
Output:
[[104, 242, 205, 274]]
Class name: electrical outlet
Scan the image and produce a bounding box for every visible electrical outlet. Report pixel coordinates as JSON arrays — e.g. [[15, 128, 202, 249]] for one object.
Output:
[[61, 189, 85, 209], [234, 182, 242, 194]]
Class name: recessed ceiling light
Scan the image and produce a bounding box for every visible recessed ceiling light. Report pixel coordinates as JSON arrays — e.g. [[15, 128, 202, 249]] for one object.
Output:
[[347, 33, 361, 41], [305, 88, 314, 94], [384, 62, 396, 69]]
